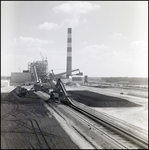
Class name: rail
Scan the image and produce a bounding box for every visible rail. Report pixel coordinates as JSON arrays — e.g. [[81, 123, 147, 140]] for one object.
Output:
[[56, 79, 148, 149]]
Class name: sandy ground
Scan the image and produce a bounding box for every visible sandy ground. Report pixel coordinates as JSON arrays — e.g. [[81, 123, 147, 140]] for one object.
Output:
[[65, 85, 148, 131]]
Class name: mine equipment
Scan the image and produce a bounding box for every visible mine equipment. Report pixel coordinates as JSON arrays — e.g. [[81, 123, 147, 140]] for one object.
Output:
[[15, 86, 29, 97], [16, 68, 83, 99], [30, 68, 82, 92], [53, 78, 74, 104], [34, 69, 83, 100]]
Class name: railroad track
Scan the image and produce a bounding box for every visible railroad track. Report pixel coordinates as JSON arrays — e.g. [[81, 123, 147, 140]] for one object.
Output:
[[47, 100, 148, 149], [46, 79, 148, 149]]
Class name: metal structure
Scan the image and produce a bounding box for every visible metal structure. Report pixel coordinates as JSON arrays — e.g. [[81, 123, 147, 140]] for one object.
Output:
[[15, 28, 83, 98], [33, 68, 83, 92], [84, 75, 88, 86], [17, 68, 83, 97], [28, 59, 48, 82]]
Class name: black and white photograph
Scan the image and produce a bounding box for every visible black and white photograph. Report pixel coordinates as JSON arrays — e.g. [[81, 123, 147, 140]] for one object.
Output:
[[1, 1, 148, 149]]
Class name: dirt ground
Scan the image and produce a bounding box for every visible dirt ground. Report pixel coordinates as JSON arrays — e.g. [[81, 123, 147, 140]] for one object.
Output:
[[68, 90, 141, 107], [1, 85, 148, 137], [66, 85, 148, 131], [1, 87, 79, 149]]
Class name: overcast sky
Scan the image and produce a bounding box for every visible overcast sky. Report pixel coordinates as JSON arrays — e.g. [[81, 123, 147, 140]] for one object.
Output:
[[1, 1, 148, 77]]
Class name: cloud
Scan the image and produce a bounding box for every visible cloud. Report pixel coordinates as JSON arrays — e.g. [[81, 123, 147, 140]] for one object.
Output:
[[38, 22, 59, 30], [84, 44, 109, 51], [130, 40, 147, 58], [111, 33, 127, 39], [61, 18, 87, 28], [130, 40, 147, 50], [53, 1, 100, 15], [82, 41, 88, 45], [1, 51, 34, 75], [80, 44, 109, 60], [13, 36, 53, 60], [38, 17, 87, 30], [130, 40, 148, 63], [38, 2, 99, 30], [14, 36, 53, 46], [50, 1, 100, 29], [80, 44, 133, 63]]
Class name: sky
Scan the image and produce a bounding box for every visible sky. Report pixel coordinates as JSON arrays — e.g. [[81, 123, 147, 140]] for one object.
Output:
[[1, 1, 148, 77]]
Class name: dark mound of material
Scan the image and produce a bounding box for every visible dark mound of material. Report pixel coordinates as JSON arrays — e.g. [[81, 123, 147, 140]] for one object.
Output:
[[68, 90, 141, 107], [1, 87, 43, 105], [91, 85, 110, 88], [1, 93, 9, 99], [1, 87, 79, 149], [1, 87, 48, 114]]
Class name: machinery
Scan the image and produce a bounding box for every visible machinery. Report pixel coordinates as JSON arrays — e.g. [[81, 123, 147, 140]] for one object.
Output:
[[17, 68, 83, 101], [50, 78, 73, 104], [34, 69, 83, 101], [31, 68, 82, 91], [14, 28, 83, 100]]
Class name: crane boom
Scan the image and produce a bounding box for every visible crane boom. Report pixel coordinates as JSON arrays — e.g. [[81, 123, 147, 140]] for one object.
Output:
[[51, 69, 82, 80]]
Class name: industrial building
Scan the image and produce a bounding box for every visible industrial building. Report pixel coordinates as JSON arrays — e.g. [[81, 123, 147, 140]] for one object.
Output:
[[10, 59, 48, 86], [10, 28, 83, 86], [11, 72, 31, 84], [28, 59, 48, 82]]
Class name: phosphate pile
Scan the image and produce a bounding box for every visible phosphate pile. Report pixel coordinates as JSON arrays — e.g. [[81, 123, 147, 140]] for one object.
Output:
[[68, 90, 141, 107]]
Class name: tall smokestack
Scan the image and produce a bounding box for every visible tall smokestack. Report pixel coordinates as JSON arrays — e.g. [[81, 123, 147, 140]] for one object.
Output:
[[66, 28, 72, 78]]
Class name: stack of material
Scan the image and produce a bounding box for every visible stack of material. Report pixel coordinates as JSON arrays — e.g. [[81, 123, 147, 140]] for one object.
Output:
[[68, 90, 141, 107], [1, 88, 79, 149]]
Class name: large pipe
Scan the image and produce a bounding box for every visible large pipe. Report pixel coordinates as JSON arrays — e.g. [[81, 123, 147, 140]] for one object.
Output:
[[66, 28, 72, 78]]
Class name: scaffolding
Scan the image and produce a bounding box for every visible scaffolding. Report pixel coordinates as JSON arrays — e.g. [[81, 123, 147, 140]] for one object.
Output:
[[28, 59, 48, 82]]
